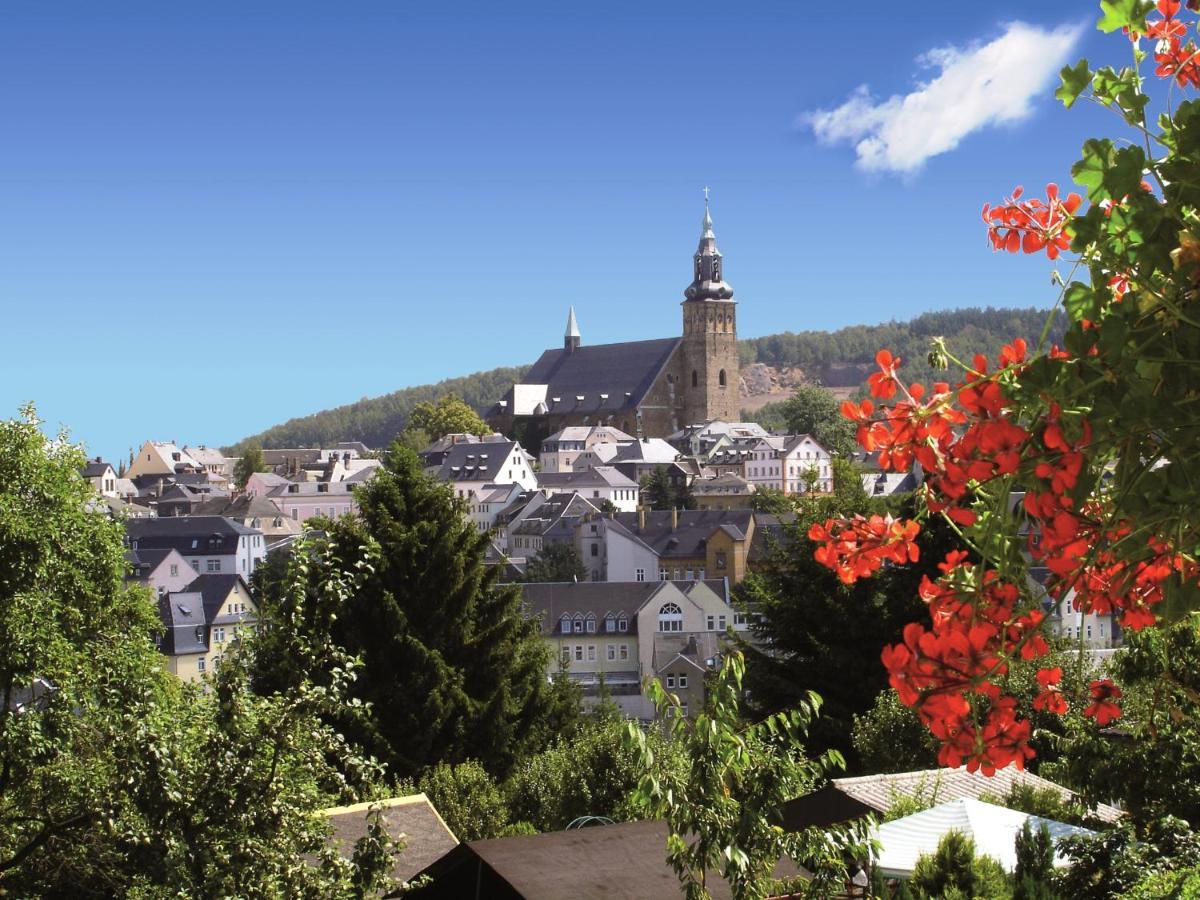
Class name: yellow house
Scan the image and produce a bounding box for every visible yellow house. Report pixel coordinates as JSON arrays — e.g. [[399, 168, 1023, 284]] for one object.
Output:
[[156, 574, 257, 682]]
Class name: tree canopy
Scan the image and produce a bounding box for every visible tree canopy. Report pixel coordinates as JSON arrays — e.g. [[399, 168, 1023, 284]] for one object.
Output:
[[251, 442, 577, 779], [406, 393, 489, 440], [522, 542, 588, 583]]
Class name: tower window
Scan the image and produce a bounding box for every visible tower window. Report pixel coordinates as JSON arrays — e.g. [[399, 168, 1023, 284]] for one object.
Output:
[[719, 369, 727, 387], [692, 370, 698, 388]]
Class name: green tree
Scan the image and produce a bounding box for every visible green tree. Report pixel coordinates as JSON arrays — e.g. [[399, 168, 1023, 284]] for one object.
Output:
[[1013, 821, 1058, 900], [233, 442, 265, 491], [1054, 816, 1200, 900], [749, 485, 796, 514], [407, 393, 488, 440], [910, 831, 1009, 900], [522, 543, 588, 583], [624, 650, 871, 900], [851, 690, 938, 775], [778, 383, 857, 457], [418, 760, 511, 841], [640, 466, 695, 511], [251, 442, 577, 780], [0, 407, 394, 897]]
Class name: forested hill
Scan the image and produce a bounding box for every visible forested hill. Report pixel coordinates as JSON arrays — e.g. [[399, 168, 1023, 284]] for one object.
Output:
[[225, 306, 1063, 454], [739, 306, 1066, 389]]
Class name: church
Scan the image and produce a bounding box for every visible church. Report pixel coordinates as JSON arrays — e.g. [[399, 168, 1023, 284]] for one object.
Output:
[[487, 200, 740, 442]]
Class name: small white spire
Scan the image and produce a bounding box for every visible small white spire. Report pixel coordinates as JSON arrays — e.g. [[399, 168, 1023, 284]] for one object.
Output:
[[565, 305, 581, 338]]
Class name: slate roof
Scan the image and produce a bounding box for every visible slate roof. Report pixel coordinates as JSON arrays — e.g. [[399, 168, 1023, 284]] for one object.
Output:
[[510, 493, 598, 536], [652, 631, 725, 674], [433, 440, 520, 482], [127, 515, 258, 557], [610, 509, 755, 559], [127, 547, 179, 579], [493, 337, 681, 418], [542, 425, 635, 447], [321, 794, 458, 888], [536, 466, 637, 491], [157, 592, 208, 655], [183, 573, 251, 624], [193, 493, 288, 520], [81, 459, 114, 478], [693, 473, 754, 495], [520, 581, 667, 634]]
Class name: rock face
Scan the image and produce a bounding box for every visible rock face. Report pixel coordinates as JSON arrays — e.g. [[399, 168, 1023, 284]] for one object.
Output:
[[738, 363, 806, 399]]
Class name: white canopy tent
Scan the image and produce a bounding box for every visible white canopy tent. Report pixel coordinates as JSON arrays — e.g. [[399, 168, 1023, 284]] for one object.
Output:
[[871, 797, 1093, 879]]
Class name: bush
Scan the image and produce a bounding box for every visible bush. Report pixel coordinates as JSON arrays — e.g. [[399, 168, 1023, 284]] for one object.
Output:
[[418, 760, 510, 841], [910, 831, 1010, 899]]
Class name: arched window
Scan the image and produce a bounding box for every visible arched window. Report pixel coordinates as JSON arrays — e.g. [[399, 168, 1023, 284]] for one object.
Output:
[[719, 369, 727, 387], [560, 614, 573, 635], [659, 602, 684, 632], [692, 370, 699, 388]]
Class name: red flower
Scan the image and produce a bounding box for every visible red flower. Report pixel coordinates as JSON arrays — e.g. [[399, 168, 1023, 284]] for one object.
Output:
[[868, 350, 901, 399], [1083, 679, 1123, 726]]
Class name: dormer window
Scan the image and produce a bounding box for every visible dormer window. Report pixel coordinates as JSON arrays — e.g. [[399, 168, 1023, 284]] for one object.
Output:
[[560, 615, 572, 635], [605, 614, 616, 633]]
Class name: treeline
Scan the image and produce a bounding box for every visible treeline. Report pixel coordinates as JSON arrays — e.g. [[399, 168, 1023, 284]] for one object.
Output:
[[224, 365, 528, 455], [226, 307, 1064, 452], [740, 306, 1066, 388]]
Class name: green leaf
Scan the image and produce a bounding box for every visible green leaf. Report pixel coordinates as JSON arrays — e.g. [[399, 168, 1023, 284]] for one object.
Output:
[[1098, 0, 1154, 34], [1056, 58, 1093, 109], [1064, 282, 1099, 323], [1071, 139, 1146, 202]]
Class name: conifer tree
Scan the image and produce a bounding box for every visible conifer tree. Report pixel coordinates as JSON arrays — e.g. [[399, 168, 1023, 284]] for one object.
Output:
[[252, 443, 577, 779]]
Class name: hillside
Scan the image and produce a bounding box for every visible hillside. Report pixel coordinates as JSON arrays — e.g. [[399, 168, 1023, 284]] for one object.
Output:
[[225, 306, 1064, 453]]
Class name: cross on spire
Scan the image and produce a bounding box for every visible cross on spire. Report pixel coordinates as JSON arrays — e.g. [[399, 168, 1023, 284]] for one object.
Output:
[[703, 185, 710, 204]]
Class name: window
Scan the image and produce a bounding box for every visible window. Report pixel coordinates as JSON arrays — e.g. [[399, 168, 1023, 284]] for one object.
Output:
[[685, 568, 693, 581], [605, 615, 616, 633], [561, 647, 570, 663], [214, 627, 225, 643], [697, 568, 705, 580], [587, 645, 596, 661], [692, 370, 698, 387], [635, 568, 645, 582], [292, 509, 298, 520], [205, 559, 221, 573], [680, 704, 689, 718], [169, 563, 178, 577], [607, 644, 616, 661], [591, 543, 599, 557], [659, 602, 683, 632], [707, 615, 715, 631], [618, 617, 628, 633], [679, 675, 688, 688], [715, 551, 727, 570], [660, 568, 669, 581], [574, 618, 584, 633], [593, 490, 600, 498], [666, 674, 676, 689], [586, 616, 596, 634], [674, 568, 682, 580], [191, 560, 200, 572], [718, 615, 726, 631], [619, 644, 629, 660], [197, 658, 205, 673], [719, 369, 727, 387], [575, 645, 584, 661]]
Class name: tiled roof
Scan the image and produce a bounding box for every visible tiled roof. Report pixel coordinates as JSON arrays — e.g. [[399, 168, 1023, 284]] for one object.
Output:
[[610, 509, 755, 559]]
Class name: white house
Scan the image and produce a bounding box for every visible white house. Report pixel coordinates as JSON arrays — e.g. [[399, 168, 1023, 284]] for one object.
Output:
[[126, 516, 266, 579], [432, 440, 537, 502], [539, 425, 634, 473], [744, 434, 832, 494], [536, 466, 639, 512]]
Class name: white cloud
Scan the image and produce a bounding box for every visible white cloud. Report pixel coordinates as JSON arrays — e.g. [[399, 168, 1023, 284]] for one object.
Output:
[[804, 21, 1084, 174]]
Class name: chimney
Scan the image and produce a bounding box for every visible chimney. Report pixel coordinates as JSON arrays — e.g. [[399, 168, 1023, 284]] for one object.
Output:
[[638, 507, 646, 530], [671, 507, 678, 530]]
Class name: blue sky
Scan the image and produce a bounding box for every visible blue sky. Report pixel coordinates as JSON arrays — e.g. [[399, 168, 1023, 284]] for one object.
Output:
[[1, 1, 1128, 459]]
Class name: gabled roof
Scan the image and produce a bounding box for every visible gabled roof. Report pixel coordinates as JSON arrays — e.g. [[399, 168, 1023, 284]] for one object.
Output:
[[157, 592, 208, 655], [520, 581, 668, 634], [610, 510, 755, 559], [652, 631, 725, 674], [182, 446, 227, 467], [81, 459, 115, 478], [606, 438, 680, 465], [493, 337, 682, 418], [193, 493, 287, 520], [433, 440, 520, 483], [182, 573, 252, 623], [537, 466, 637, 491], [127, 515, 258, 557]]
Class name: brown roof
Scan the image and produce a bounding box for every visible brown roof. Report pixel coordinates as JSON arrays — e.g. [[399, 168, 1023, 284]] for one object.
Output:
[[405, 819, 805, 899], [322, 794, 458, 888]]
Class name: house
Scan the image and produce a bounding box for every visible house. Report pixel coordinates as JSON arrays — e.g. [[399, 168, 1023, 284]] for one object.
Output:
[[668, 420, 770, 458], [871, 799, 1093, 881], [182, 445, 233, 480], [505, 492, 599, 560], [600, 509, 758, 585], [430, 439, 537, 502], [404, 819, 804, 899], [127, 547, 196, 596], [126, 515, 266, 579], [535, 466, 639, 512], [539, 425, 634, 473], [521, 579, 738, 719], [126, 440, 205, 479], [258, 443, 373, 479], [193, 493, 300, 549], [570, 436, 679, 478], [744, 435, 832, 494], [244, 471, 291, 498], [269, 480, 359, 524], [779, 766, 1123, 832], [320, 793, 458, 891], [488, 201, 741, 441], [155, 574, 257, 681], [80, 458, 118, 497], [467, 482, 527, 535], [692, 473, 756, 509]]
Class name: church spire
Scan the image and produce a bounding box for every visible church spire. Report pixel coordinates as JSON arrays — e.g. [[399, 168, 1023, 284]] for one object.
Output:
[[684, 188, 734, 302], [564, 305, 581, 353]]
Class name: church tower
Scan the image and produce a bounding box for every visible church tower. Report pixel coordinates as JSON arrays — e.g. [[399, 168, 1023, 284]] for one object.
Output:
[[680, 193, 739, 425]]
